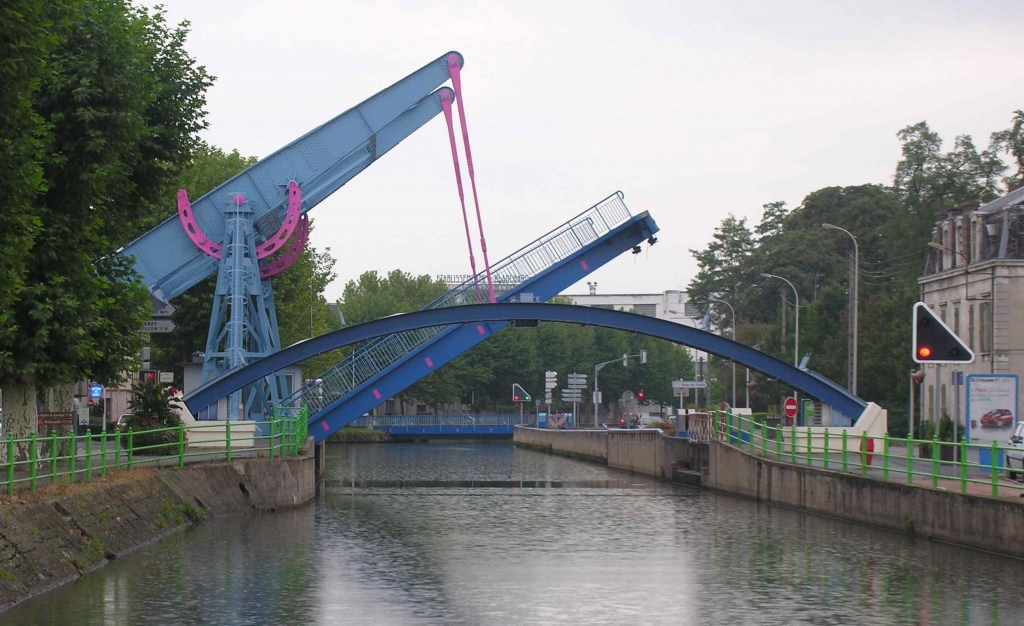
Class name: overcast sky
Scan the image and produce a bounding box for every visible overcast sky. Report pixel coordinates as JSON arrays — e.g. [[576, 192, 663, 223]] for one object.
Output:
[[146, 0, 1024, 300]]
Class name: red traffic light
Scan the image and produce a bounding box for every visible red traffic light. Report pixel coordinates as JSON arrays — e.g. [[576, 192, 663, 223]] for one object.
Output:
[[917, 346, 932, 359], [514, 395, 520, 402], [637, 390, 645, 399]]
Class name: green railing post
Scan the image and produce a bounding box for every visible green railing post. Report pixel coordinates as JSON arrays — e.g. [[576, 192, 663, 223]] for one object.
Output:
[[6, 435, 14, 496], [931, 436, 939, 489], [883, 433, 890, 481], [225, 419, 232, 462], [860, 432, 867, 476], [85, 433, 92, 482], [749, 418, 755, 453], [178, 423, 185, 468], [823, 430, 830, 470], [127, 428, 134, 471], [806, 428, 812, 466], [69, 430, 76, 484], [50, 431, 57, 484], [991, 440, 999, 498], [101, 430, 107, 477], [775, 426, 781, 460], [842, 430, 848, 472], [790, 426, 796, 464], [269, 419, 276, 460], [29, 433, 38, 492], [114, 431, 121, 471], [906, 434, 913, 484], [712, 411, 719, 439], [959, 439, 967, 494]]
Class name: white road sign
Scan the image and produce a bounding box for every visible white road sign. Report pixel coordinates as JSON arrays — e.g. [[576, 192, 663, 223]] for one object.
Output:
[[141, 319, 177, 333], [159, 371, 174, 383], [672, 380, 708, 389], [151, 302, 177, 317], [560, 389, 583, 401]]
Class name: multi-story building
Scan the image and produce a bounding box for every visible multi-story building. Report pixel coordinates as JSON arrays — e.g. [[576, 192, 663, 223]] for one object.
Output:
[[919, 186, 1024, 440]]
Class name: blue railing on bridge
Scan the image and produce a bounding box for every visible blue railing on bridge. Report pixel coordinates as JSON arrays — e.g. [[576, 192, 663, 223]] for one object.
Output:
[[282, 192, 633, 418], [353, 414, 532, 437]]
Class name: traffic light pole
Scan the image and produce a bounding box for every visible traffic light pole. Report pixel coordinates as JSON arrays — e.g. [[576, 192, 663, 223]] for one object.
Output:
[[592, 352, 648, 428]]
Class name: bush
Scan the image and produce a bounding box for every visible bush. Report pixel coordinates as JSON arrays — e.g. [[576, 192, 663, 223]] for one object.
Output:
[[122, 379, 185, 456]]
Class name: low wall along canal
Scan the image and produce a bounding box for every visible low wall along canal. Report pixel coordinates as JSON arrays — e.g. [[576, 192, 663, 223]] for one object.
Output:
[[0, 445, 315, 610], [513, 426, 1024, 558]]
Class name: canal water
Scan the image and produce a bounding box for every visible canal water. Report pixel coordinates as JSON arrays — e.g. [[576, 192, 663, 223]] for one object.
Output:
[[5, 443, 1024, 625]]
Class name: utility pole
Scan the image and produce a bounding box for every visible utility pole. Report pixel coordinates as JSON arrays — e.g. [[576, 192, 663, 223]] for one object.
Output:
[[709, 296, 736, 408]]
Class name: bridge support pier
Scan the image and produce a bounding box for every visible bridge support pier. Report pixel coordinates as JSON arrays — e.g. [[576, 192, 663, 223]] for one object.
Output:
[[314, 441, 326, 482]]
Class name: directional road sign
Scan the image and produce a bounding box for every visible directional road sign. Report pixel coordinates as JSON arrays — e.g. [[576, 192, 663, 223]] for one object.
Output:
[[560, 389, 583, 401], [672, 380, 708, 389], [545, 371, 558, 389], [142, 319, 177, 333], [151, 302, 177, 317], [567, 373, 587, 389]]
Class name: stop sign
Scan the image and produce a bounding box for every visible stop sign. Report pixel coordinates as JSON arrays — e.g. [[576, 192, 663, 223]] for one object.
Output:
[[784, 397, 798, 419]]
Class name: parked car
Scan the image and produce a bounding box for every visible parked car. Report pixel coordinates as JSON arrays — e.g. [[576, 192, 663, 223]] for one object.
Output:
[[639, 416, 661, 429], [980, 408, 1014, 428], [1007, 423, 1024, 480], [616, 412, 641, 429], [115, 413, 131, 431]]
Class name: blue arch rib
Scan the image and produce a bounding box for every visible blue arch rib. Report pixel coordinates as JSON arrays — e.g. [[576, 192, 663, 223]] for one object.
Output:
[[184, 303, 867, 436]]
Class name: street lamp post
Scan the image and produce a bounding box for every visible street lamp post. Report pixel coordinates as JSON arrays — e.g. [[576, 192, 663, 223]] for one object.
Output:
[[709, 296, 736, 408], [760, 273, 799, 367], [823, 223, 858, 396]]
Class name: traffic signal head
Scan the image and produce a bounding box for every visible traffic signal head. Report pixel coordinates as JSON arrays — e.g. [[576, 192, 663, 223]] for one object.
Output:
[[637, 389, 645, 400], [912, 302, 974, 364]]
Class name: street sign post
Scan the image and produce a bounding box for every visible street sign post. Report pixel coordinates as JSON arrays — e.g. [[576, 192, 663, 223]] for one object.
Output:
[[672, 380, 709, 389], [38, 411, 73, 428], [784, 397, 798, 423], [141, 319, 177, 333]]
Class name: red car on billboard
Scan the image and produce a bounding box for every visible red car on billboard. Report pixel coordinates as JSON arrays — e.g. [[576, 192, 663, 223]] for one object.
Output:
[[980, 408, 1014, 428]]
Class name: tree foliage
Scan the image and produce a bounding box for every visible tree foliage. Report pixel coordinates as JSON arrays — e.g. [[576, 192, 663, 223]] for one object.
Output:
[[0, 1, 213, 452], [687, 112, 1024, 435]]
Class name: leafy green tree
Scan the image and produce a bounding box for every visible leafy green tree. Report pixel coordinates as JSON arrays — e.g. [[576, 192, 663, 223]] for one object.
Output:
[[0, 1, 212, 457], [123, 378, 184, 455]]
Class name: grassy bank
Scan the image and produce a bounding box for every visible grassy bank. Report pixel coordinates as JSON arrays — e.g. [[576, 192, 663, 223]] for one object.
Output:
[[326, 428, 391, 444]]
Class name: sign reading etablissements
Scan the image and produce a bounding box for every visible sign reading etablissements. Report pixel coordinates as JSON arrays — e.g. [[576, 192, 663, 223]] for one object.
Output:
[[966, 374, 1018, 448]]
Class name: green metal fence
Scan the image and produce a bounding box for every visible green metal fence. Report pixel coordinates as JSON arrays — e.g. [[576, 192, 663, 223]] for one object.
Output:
[[711, 410, 1024, 499], [3, 406, 310, 495]]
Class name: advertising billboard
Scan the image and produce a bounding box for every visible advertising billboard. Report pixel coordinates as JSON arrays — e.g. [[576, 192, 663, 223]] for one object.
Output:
[[966, 374, 1018, 453]]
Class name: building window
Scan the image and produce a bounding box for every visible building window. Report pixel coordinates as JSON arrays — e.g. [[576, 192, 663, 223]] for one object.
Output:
[[683, 302, 700, 317], [954, 306, 960, 338], [980, 301, 991, 353], [385, 400, 395, 415], [954, 224, 962, 266], [416, 403, 428, 414], [633, 304, 657, 317], [939, 303, 947, 325], [968, 304, 975, 350]]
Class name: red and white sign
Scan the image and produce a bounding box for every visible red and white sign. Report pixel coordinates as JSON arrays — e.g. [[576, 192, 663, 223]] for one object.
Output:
[[784, 397, 798, 419]]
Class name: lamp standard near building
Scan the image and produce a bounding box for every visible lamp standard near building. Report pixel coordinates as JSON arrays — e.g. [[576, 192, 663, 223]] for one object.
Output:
[[823, 223, 859, 396], [709, 296, 737, 408], [759, 273, 800, 368]]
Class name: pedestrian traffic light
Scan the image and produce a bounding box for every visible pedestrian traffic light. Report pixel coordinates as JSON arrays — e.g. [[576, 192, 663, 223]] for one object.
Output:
[[912, 302, 974, 364]]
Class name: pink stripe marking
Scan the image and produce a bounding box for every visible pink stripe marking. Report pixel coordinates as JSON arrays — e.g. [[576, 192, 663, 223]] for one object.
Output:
[[372, 389, 381, 400], [477, 324, 486, 335], [580, 260, 589, 270], [321, 422, 329, 431], [425, 357, 434, 367]]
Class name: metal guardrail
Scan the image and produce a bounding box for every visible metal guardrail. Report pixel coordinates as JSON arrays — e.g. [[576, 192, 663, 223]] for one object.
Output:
[[1, 408, 309, 494], [284, 192, 632, 416], [712, 410, 1024, 499], [352, 414, 531, 428]]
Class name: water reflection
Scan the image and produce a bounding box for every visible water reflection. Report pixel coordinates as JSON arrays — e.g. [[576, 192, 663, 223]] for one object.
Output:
[[3, 443, 1023, 625]]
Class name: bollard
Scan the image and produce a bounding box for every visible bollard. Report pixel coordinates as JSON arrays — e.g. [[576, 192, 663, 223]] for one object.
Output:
[[127, 428, 134, 471], [931, 436, 939, 489], [991, 440, 999, 498], [225, 419, 232, 463], [6, 435, 14, 496], [29, 433, 37, 492], [178, 424, 185, 468], [50, 432, 57, 484]]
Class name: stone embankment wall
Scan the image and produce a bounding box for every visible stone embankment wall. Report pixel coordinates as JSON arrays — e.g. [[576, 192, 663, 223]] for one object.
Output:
[[705, 440, 1024, 558], [0, 447, 315, 611], [513, 427, 609, 462]]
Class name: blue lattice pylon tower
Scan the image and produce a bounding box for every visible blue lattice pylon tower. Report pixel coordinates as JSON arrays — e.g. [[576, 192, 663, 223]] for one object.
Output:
[[177, 181, 308, 421]]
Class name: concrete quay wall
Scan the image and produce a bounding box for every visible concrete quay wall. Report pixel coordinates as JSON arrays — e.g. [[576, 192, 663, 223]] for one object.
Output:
[[0, 443, 316, 611], [706, 440, 1024, 558]]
